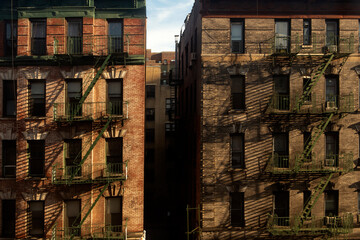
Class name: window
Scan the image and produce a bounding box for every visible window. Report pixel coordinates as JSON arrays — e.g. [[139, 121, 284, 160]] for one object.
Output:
[[106, 138, 123, 173], [65, 200, 81, 236], [274, 75, 289, 110], [231, 75, 245, 110], [303, 19, 311, 45], [165, 98, 175, 113], [274, 191, 289, 226], [325, 190, 338, 216], [146, 85, 155, 98], [325, 132, 339, 167], [145, 108, 155, 121], [2, 140, 16, 178], [303, 190, 311, 217], [5, 21, 17, 56], [108, 20, 123, 53], [64, 139, 82, 177], [107, 79, 123, 115], [66, 80, 82, 117], [326, 20, 338, 47], [275, 20, 290, 53], [231, 134, 244, 168], [231, 20, 244, 53], [29, 81, 45, 117], [303, 132, 312, 161], [273, 133, 289, 168], [28, 140, 45, 177], [303, 78, 311, 103], [230, 192, 245, 227], [67, 18, 82, 54], [31, 19, 46, 55], [28, 201, 44, 237], [3, 80, 16, 117], [165, 123, 175, 135], [145, 129, 155, 143], [145, 148, 155, 183], [2, 199, 15, 238], [106, 197, 123, 231], [326, 76, 339, 108]]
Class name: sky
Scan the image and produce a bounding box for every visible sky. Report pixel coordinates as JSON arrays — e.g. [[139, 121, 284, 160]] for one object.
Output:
[[147, 0, 194, 52]]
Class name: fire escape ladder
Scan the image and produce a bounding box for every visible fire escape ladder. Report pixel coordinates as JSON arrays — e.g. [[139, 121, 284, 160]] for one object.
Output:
[[294, 173, 333, 233], [68, 117, 113, 184], [69, 182, 110, 240], [293, 113, 334, 172], [294, 54, 334, 112], [70, 54, 112, 121]]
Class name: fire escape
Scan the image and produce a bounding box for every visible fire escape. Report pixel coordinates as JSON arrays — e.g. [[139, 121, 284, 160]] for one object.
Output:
[[51, 35, 129, 240], [265, 32, 355, 237]]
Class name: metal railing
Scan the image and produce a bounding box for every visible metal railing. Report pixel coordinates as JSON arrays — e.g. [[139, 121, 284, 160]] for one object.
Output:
[[267, 213, 353, 236], [54, 35, 124, 55], [255, 33, 355, 55], [53, 101, 128, 121], [268, 93, 354, 114], [52, 224, 127, 240], [51, 161, 128, 184], [267, 153, 353, 174]]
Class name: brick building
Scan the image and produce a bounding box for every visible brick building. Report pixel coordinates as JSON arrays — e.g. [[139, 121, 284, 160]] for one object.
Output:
[[0, 0, 145, 239], [177, 0, 360, 239]]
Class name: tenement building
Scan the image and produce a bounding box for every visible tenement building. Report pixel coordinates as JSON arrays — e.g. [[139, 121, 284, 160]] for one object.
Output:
[[177, 0, 360, 239], [0, 0, 145, 239]]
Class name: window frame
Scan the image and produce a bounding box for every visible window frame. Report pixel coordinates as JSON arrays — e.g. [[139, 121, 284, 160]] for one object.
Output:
[[107, 19, 123, 54], [324, 190, 339, 217], [66, 18, 83, 54], [231, 75, 245, 110], [28, 80, 46, 117], [231, 133, 245, 168], [30, 18, 46, 55], [2, 140, 16, 178], [107, 79, 123, 115], [64, 199, 81, 236], [28, 140, 45, 177], [303, 19, 311, 45], [5, 20, 17, 57], [230, 192, 245, 227], [273, 132, 289, 168], [3, 80, 17, 117], [231, 19, 244, 54], [64, 139, 82, 177], [28, 201, 45, 237], [105, 197, 123, 231], [106, 138, 123, 174]]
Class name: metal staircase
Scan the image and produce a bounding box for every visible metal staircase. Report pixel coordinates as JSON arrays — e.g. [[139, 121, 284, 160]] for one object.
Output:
[[70, 54, 112, 121], [294, 173, 333, 233], [293, 113, 334, 172], [294, 54, 334, 112]]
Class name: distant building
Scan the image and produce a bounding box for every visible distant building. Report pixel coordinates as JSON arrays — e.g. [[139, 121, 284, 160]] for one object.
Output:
[[177, 0, 360, 239], [0, 0, 145, 239]]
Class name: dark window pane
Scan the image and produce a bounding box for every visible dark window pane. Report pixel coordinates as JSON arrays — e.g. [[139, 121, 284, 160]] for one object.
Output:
[[28, 140, 45, 177], [231, 134, 244, 168], [231, 20, 244, 53], [145, 129, 155, 142], [29, 81, 45, 117], [65, 200, 81, 236], [65, 139, 82, 176], [303, 19, 311, 45], [106, 197, 123, 229], [31, 19, 46, 55], [146, 108, 155, 121], [275, 20, 290, 53], [146, 85, 155, 98], [108, 20, 123, 53], [3, 80, 16, 117], [67, 18, 82, 54], [231, 76, 245, 109], [303, 190, 312, 217], [28, 201, 44, 237], [67, 80, 82, 117], [273, 133, 289, 168], [5, 21, 17, 56], [2, 140, 16, 177], [2, 200, 15, 237], [107, 80, 123, 115], [325, 190, 338, 216], [230, 192, 244, 227]]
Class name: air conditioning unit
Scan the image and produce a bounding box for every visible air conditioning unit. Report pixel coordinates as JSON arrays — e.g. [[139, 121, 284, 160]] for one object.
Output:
[[325, 158, 335, 167], [191, 52, 197, 61], [326, 45, 338, 53], [326, 101, 337, 109]]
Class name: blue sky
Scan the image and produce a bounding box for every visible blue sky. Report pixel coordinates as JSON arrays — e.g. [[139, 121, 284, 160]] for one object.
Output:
[[147, 0, 194, 52]]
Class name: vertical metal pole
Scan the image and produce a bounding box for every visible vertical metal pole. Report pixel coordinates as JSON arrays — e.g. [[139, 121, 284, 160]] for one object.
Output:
[[187, 205, 190, 240]]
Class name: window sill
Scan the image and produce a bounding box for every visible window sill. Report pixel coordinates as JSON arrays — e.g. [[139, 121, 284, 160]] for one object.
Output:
[[25, 117, 47, 120], [228, 109, 246, 114], [301, 44, 313, 49], [0, 117, 16, 120], [25, 176, 47, 180], [228, 167, 246, 172], [0, 177, 16, 180]]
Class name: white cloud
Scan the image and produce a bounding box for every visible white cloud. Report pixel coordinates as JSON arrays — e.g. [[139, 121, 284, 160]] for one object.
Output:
[[147, 0, 194, 52]]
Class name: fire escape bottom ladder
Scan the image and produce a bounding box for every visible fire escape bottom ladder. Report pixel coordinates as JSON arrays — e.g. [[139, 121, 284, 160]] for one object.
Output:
[[69, 182, 110, 240], [294, 54, 335, 112], [68, 117, 113, 184], [70, 54, 112, 121], [294, 173, 333, 233], [293, 113, 334, 172]]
